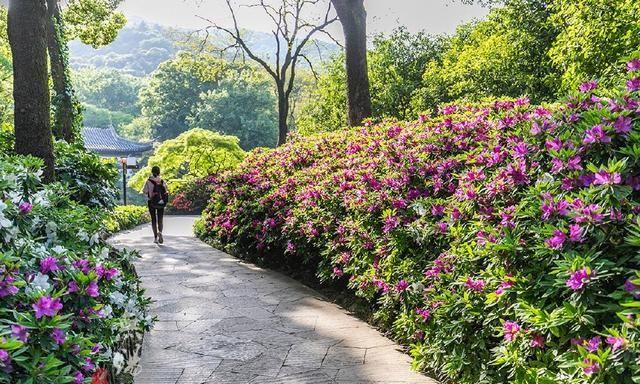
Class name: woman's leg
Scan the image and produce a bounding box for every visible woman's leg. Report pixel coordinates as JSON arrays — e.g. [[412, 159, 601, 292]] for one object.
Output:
[[157, 207, 164, 233], [148, 201, 158, 238]]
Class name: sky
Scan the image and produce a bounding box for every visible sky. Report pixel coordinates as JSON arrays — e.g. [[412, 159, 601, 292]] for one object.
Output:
[[118, 0, 489, 40]]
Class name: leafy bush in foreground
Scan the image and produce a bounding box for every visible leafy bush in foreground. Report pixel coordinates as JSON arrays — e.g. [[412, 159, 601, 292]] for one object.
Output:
[[199, 61, 640, 383], [0, 156, 152, 383], [103, 205, 150, 234]]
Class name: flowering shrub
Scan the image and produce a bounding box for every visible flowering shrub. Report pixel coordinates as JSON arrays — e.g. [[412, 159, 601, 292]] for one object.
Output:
[[0, 156, 152, 383], [103, 205, 151, 234], [168, 175, 217, 214], [199, 61, 640, 383]]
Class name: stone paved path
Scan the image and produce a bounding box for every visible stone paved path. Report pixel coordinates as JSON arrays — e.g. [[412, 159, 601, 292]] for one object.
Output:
[[110, 216, 436, 384]]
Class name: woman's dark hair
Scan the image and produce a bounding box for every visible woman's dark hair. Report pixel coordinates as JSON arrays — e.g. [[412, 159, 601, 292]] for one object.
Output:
[[151, 166, 161, 177]]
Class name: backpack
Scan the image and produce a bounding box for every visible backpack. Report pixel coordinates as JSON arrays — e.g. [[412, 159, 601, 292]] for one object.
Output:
[[149, 178, 169, 208]]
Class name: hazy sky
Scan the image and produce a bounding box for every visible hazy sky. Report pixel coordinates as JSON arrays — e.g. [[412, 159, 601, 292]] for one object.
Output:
[[118, 0, 489, 39]]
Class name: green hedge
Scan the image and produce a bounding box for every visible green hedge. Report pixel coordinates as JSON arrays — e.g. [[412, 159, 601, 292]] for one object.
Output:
[[103, 205, 150, 234]]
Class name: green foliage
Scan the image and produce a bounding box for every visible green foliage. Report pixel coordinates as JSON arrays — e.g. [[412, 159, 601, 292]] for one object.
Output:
[[413, 0, 560, 113], [128, 128, 245, 192], [297, 29, 445, 135], [119, 116, 153, 141], [73, 67, 143, 116], [54, 141, 119, 209], [103, 204, 150, 233], [82, 103, 135, 130], [549, 0, 640, 90], [138, 52, 278, 148], [0, 6, 12, 129], [187, 73, 278, 149], [64, 0, 127, 48]]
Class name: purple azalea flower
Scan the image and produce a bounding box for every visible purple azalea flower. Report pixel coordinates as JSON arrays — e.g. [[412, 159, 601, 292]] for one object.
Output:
[[567, 155, 582, 171], [593, 170, 621, 185], [545, 230, 566, 250], [382, 215, 399, 233], [606, 336, 626, 352], [32, 296, 63, 319], [11, 325, 29, 342], [18, 202, 32, 214], [39, 256, 60, 274], [74, 371, 84, 384], [68, 280, 79, 294], [583, 359, 600, 376], [583, 125, 611, 145], [566, 268, 594, 291], [613, 116, 632, 134], [51, 328, 66, 345], [72, 259, 90, 274], [0, 275, 19, 297], [503, 321, 521, 342], [628, 59, 640, 72], [395, 279, 409, 293], [623, 278, 640, 299], [627, 77, 640, 92], [86, 281, 99, 298], [82, 357, 95, 372], [333, 267, 344, 277], [465, 277, 485, 292], [568, 224, 584, 243], [416, 307, 431, 321], [586, 336, 601, 352], [431, 205, 445, 217], [436, 221, 448, 233], [0, 349, 12, 372], [579, 81, 598, 93]]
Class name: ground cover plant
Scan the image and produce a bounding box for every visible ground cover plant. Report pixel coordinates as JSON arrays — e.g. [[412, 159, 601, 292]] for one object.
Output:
[[0, 156, 153, 383], [103, 205, 151, 234], [198, 61, 640, 383]]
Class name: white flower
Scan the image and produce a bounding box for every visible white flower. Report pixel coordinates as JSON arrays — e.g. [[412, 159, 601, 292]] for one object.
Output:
[[30, 273, 51, 292], [100, 247, 109, 259], [0, 201, 12, 228], [90, 232, 100, 246], [109, 291, 127, 307], [112, 352, 125, 372], [51, 245, 66, 255], [77, 230, 89, 242], [102, 304, 113, 318]]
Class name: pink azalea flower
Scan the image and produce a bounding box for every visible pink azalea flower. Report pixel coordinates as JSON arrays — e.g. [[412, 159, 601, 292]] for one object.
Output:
[[18, 202, 32, 214], [503, 320, 521, 342], [566, 268, 594, 291], [495, 280, 515, 296], [583, 125, 611, 144], [465, 277, 485, 292], [593, 170, 621, 185], [627, 59, 640, 72], [605, 336, 626, 352], [416, 307, 431, 321], [568, 224, 584, 243], [32, 296, 63, 319], [333, 267, 344, 277], [545, 230, 566, 250], [395, 280, 409, 293], [530, 334, 545, 349], [583, 359, 600, 376], [613, 116, 632, 134]]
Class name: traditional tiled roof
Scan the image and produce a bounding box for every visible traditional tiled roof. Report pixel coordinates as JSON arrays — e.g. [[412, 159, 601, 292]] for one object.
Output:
[[81, 127, 153, 157]]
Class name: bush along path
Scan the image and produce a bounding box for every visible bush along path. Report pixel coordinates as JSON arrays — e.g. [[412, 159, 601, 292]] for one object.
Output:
[[198, 60, 640, 383], [109, 216, 435, 384]]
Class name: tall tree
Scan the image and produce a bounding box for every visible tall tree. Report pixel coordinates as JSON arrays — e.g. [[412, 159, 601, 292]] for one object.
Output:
[[203, 0, 338, 145], [8, 0, 55, 181], [331, 0, 372, 126], [47, 0, 79, 142]]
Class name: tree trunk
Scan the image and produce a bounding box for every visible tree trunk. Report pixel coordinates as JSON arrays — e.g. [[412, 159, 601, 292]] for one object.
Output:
[[8, 0, 55, 182], [331, 0, 372, 127], [47, 0, 77, 142], [277, 86, 289, 146]]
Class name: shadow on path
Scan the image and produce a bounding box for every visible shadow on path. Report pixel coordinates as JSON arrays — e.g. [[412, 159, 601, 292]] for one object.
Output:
[[110, 216, 437, 384]]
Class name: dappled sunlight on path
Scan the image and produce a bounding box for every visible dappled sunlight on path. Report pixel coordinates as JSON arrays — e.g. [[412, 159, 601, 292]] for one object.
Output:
[[110, 216, 436, 384]]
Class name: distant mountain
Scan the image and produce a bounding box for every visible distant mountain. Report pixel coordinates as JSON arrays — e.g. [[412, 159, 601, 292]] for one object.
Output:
[[69, 20, 339, 77]]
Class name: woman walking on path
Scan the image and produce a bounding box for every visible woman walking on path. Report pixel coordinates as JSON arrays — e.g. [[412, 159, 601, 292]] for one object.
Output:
[[143, 166, 169, 244]]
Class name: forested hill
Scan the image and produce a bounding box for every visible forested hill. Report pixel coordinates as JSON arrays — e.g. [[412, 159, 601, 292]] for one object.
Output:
[[69, 20, 339, 77]]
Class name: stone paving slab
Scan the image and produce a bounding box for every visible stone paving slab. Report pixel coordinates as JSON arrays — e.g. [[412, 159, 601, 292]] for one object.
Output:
[[110, 216, 437, 384]]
